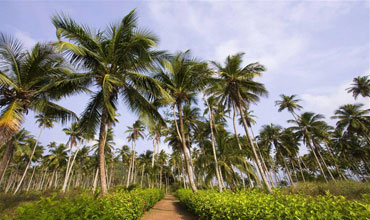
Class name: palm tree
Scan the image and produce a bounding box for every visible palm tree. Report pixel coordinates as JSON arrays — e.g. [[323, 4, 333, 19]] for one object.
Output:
[[0, 34, 76, 179], [138, 150, 152, 187], [125, 120, 145, 187], [331, 103, 370, 143], [52, 10, 170, 194], [62, 122, 83, 192], [346, 76, 370, 99], [208, 53, 272, 193], [289, 112, 334, 182], [148, 122, 163, 168], [154, 51, 209, 192], [275, 94, 303, 120], [13, 114, 54, 194], [0, 129, 32, 188], [157, 150, 168, 189], [259, 124, 295, 186], [203, 96, 224, 192]]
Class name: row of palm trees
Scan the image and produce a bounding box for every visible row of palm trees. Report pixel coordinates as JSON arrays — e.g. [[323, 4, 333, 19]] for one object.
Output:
[[1, 10, 369, 195]]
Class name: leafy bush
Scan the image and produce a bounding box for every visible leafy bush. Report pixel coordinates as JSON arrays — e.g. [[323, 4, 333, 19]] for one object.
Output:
[[177, 189, 370, 220], [12, 188, 164, 220]]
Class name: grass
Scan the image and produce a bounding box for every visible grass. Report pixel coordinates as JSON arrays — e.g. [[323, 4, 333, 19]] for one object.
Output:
[[283, 180, 370, 200]]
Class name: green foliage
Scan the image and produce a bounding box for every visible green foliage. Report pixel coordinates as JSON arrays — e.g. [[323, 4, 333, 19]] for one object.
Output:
[[284, 181, 370, 200], [12, 188, 164, 220], [177, 189, 370, 220]]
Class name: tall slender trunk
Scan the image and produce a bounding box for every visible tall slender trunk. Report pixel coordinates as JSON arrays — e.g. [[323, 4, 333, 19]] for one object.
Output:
[[63, 139, 82, 192], [177, 102, 197, 192], [258, 145, 274, 187], [160, 166, 163, 189], [5, 169, 15, 193], [151, 139, 156, 168], [132, 138, 137, 184], [0, 156, 10, 187], [239, 105, 272, 193], [307, 140, 328, 182], [324, 142, 345, 180], [0, 137, 15, 179], [297, 157, 306, 183], [279, 152, 294, 186], [14, 127, 44, 194], [126, 149, 133, 187], [313, 140, 336, 182], [232, 107, 242, 150], [140, 165, 145, 187], [98, 109, 108, 195], [205, 97, 223, 192], [93, 168, 99, 193], [38, 168, 48, 190], [26, 166, 36, 191]]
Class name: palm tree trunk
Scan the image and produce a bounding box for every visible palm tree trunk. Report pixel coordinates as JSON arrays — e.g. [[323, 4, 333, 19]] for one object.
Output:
[[0, 137, 15, 180], [297, 157, 306, 183], [307, 140, 328, 182], [5, 169, 15, 193], [151, 139, 156, 168], [63, 139, 82, 192], [126, 150, 133, 187], [98, 109, 108, 195], [132, 139, 137, 185], [14, 127, 44, 194], [324, 142, 346, 180], [26, 166, 36, 191], [312, 141, 336, 182], [239, 105, 272, 193], [177, 102, 197, 193], [140, 165, 145, 187], [0, 156, 10, 187], [232, 107, 242, 150], [93, 168, 99, 193], [279, 152, 294, 186], [205, 98, 223, 192], [160, 166, 163, 189], [38, 168, 48, 190]]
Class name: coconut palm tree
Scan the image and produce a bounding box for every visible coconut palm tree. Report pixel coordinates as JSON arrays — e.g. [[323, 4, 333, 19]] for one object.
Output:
[[13, 114, 55, 194], [62, 122, 83, 192], [52, 10, 170, 194], [331, 103, 370, 143], [125, 120, 145, 187], [0, 34, 76, 179], [138, 150, 153, 187], [275, 94, 303, 120], [154, 51, 208, 192], [208, 53, 271, 193], [289, 112, 335, 182], [148, 122, 163, 168], [203, 96, 224, 192], [346, 75, 370, 99], [259, 124, 295, 186]]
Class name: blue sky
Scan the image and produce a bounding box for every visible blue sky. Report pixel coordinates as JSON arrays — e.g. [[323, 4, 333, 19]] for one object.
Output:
[[0, 0, 369, 155]]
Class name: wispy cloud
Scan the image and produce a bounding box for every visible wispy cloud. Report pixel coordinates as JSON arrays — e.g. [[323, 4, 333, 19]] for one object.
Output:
[[14, 30, 37, 49]]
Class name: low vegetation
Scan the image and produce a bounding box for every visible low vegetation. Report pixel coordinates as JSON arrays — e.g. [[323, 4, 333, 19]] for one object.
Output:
[[177, 189, 370, 220], [4, 188, 164, 220], [283, 180, 370, 200]]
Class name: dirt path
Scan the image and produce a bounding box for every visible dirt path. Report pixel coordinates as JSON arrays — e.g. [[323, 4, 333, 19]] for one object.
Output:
[[141, 194, 198, 220]]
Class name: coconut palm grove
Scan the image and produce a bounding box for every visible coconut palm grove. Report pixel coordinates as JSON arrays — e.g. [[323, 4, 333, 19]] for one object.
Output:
[[0, 3, 369, 220]]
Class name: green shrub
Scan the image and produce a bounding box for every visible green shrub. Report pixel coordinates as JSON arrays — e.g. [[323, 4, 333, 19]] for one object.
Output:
[[12, 188, 164, 220], [177, 189, 370, 220]]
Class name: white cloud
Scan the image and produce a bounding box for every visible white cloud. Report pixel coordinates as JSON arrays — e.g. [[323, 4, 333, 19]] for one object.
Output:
[[14, 30, 37, 49], [301, 71, 369, 122]]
